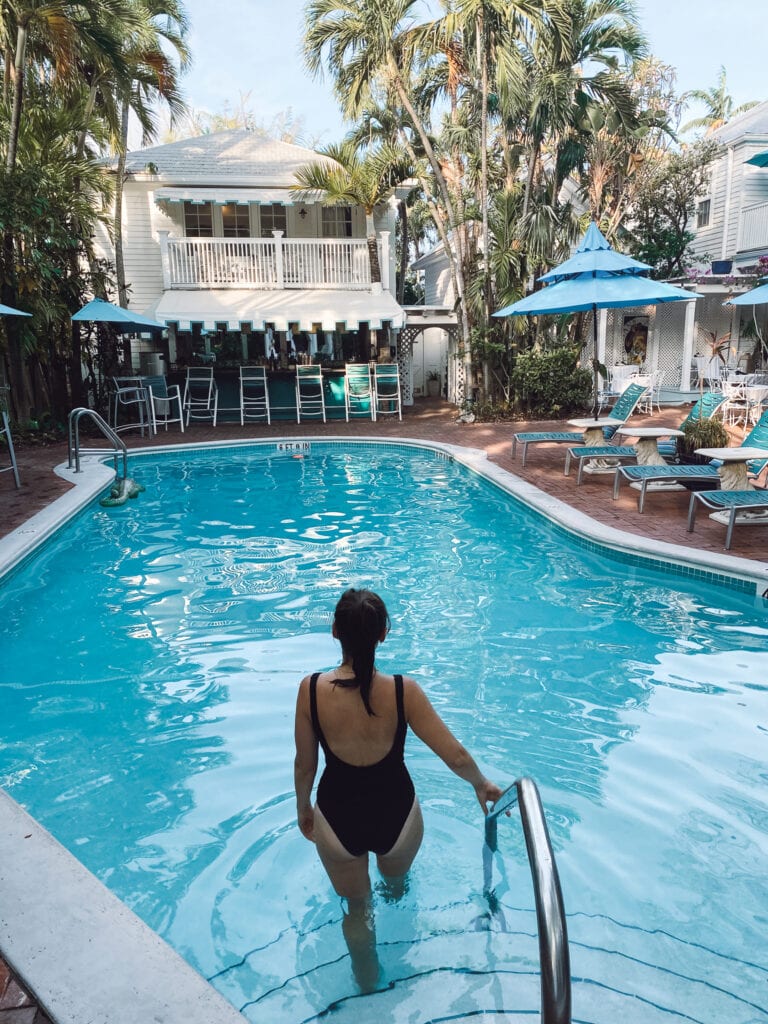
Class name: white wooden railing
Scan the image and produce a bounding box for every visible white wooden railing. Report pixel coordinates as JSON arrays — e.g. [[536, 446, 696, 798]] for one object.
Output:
[[158, 231, 379, 291], [738, 201, 768, 253]]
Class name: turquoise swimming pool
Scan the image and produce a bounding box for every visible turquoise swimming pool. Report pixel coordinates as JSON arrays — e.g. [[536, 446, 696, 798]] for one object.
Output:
[[1, 441, 767, 1022]]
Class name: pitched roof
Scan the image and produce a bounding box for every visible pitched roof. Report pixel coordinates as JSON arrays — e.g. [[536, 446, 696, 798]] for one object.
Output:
[[712, 100, 768, 145], [122, 129, 330, 185]]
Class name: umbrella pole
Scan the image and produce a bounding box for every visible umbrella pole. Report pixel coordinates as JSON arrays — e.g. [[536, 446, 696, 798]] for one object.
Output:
[[591, 304, 599, 420]]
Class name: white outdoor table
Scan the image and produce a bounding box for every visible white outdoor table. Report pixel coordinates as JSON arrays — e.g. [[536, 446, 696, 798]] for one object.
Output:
[[567, 416, 623, 446], [615, 425, 684, 466], [695, 446, 768, 491]]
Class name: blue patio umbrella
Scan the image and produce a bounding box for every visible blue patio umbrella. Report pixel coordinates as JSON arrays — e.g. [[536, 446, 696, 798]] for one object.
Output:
[[724, 281, 768, 364], [0, 302, 31, 316], [723, 280, 768, 305], [745, 151, 768, 168], [494, 224, 701, 418], [72, 298, 164, 333], [538, 222, 652, 282]]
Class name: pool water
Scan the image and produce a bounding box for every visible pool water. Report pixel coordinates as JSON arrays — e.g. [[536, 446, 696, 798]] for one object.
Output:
[[1, 442, 767, 1023]]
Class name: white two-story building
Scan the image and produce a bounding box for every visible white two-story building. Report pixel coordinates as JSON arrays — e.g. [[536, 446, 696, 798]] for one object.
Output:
[[94, 129, 406, 383]]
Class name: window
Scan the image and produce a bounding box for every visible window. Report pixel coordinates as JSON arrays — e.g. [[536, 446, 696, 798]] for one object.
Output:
[[183, 201, 213, 237], [222, 203, 251, 237], [696, 198, 711, 229], [321, 206, 353, 238], [259, 203, 287, 237]]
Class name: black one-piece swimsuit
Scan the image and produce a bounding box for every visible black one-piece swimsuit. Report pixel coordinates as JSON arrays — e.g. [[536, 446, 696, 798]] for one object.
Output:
[[309, 673, 416, 858]]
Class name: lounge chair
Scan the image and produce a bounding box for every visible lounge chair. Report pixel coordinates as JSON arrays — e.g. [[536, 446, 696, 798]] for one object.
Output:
[[655, 391, 728, 458], [687, 490, 768, 549], [512, 382, 647, 467], [568, 392, 728, 488], [614, 406, 768, 512]]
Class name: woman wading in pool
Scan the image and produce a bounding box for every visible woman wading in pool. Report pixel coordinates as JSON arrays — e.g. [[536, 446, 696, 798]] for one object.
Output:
[[294, 588, 502, 987]]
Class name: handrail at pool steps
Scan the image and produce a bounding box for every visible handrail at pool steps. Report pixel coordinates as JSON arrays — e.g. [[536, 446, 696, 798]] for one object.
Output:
[[68, 407, 128, 477], [485, 777, 571, 1024]]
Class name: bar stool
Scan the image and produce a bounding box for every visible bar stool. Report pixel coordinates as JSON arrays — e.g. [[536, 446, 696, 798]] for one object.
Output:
[[1, 410, 20, 488]]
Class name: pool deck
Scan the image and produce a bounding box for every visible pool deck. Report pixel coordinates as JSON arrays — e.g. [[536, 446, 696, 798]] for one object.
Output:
[[1, 397, 767, 1023]]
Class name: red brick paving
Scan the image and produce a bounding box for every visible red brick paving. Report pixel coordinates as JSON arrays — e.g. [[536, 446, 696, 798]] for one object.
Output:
[[0, 960, 52, 1024]]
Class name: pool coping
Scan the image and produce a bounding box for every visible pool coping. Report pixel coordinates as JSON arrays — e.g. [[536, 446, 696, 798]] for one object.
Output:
[[1, 434, 767, 1024]]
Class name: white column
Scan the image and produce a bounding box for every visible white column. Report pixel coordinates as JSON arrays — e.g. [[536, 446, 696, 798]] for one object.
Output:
[[157, 230, 171, 289], [378, 231, 390, 294], [272, 230, 284, 289], [681, 300, 697, 390]]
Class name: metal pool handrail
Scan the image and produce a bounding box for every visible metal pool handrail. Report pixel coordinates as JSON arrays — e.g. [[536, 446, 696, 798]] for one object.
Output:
[[485, 777, 572, 1024], [68, 407, 128, 478]]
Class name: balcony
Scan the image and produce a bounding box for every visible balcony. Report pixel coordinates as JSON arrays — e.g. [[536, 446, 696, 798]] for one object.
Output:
[[738, 201, 768, 253], [158, 233, 375, 291]]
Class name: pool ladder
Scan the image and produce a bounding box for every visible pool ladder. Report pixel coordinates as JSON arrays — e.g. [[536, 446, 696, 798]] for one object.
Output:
[[485, 777, 571, 1024], [67, 407, 128, 478]]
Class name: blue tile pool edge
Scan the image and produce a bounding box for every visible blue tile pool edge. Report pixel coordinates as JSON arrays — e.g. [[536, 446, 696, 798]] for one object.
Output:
[[1, 435, 766, 600]]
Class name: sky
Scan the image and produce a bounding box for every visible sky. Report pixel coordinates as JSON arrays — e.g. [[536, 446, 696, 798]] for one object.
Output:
[[170, 0, 766, 149]]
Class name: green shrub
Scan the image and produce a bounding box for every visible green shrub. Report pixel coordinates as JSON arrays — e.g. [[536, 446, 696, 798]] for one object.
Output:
[[678, 416, 730, 458], [509, 347, 593, 419]]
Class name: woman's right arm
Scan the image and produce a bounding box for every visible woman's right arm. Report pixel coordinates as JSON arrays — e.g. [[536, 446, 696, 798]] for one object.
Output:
[[403, 678, 503, 812], [294, 676, 319, 841]]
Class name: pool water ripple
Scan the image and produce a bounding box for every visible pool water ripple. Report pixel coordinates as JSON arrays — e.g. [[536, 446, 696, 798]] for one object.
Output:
[[1, 444, 767, 1022]]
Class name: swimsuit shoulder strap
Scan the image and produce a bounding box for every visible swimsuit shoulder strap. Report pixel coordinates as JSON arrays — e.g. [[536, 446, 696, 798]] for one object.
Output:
[[308, 672, 325, 746], [394, 674, 407, 741]]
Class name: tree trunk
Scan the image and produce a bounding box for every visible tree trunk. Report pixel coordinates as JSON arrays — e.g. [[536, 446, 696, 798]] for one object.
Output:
[[6, 22, 28, 173], [397, 200, 407, 305], [114, 97, 131, 309], [390, 67, 470, 347], [522, 140, 540, 223], [366, 214, 382, 284]]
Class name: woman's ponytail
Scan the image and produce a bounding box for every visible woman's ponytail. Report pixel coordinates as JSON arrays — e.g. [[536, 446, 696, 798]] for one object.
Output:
[[333, 589, 390, 716]]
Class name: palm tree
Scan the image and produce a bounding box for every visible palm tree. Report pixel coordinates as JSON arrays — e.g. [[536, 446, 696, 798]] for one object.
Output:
[[681, 66, 759, 135], [109, 0, 189, 308], [2, 0, 133, 173], [518, 0, 646, 224], [293, 139, 412, 283], [304, 0, 474, 346]]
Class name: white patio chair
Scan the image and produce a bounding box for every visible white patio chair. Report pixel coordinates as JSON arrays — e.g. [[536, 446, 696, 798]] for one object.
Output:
[[627, 373, 653, 414], [373, 364, 402, 421], [1, 409, 20, 488], [295, 365, 326, 423], [143, 375, 184, 434], [183, 367, 218, 426], [110, 376, 152, 435], [720, 380, 748, 426], [239, 366, 271, 425], [344, 363, 375, 422]]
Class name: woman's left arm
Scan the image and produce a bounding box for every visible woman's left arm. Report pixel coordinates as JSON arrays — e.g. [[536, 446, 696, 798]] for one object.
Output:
[[294, 676, 319, 841]]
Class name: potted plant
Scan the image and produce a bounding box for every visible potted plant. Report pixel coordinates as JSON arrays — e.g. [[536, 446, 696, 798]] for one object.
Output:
[[426, 370, 441, 397], [676, 415, 730, 465]]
